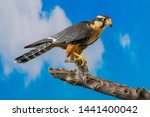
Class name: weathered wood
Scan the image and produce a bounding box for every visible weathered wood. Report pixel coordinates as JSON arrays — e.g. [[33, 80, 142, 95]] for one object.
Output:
[[48, 68, 150, 100]]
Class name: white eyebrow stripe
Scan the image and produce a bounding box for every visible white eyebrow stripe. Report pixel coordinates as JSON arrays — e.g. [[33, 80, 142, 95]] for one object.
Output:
[[96, 15, 105, 19]]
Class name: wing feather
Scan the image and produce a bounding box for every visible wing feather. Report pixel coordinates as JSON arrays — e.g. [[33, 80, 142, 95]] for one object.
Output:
[[52, 22, 93, 43], [24, 37, 55, 48]]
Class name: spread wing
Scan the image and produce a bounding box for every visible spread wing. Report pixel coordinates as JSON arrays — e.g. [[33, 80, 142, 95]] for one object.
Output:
[[52, 21, 93, 43]]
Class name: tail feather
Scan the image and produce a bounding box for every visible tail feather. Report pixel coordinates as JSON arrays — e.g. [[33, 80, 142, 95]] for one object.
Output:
[[15, 43, 51, 63], [14, 42, 65, 63]]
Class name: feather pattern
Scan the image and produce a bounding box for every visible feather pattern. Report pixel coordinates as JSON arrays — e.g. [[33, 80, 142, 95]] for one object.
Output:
[[14, 21, 93, 63], [24, 37, 55, 48], [52, 22, 93, 43], [14, 42, 65, 63]]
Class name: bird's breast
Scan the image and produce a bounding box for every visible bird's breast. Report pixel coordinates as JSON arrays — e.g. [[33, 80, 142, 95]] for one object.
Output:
[[86, 28, 103, 45]]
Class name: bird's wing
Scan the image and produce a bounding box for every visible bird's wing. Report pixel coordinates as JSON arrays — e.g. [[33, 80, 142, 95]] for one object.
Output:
[[24, 21, 92, 49], [24, 37, 55, 48], [52, 22, 93, 43]]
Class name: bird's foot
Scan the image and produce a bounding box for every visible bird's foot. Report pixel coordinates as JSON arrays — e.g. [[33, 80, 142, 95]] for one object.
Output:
[[75, 55, 87, 67]]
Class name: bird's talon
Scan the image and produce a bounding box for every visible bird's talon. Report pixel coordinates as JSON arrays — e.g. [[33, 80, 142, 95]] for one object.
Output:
[[76, 56, 87, 67]]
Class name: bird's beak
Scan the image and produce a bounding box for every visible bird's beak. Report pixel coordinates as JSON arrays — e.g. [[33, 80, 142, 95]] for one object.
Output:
[[106, 18, 112, 27]]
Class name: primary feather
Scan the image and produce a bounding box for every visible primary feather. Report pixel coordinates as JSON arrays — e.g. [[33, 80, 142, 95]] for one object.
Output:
[[24, 37, 55, 48], [51, 22, 93, 43]]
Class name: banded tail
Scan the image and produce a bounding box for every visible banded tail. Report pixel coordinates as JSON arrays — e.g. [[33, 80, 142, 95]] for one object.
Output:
[[14, 37, 64, 63]]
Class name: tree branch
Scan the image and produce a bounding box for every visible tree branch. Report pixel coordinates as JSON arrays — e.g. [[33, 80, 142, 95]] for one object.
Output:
[[48, 68, 150, 100]]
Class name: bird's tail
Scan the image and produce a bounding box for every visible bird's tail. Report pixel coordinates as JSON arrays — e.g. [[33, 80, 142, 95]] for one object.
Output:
[[14, 42, 65, 63]]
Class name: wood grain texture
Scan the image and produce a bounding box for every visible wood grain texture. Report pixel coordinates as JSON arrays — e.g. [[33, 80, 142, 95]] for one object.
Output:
[[49, 68, 150, 100]]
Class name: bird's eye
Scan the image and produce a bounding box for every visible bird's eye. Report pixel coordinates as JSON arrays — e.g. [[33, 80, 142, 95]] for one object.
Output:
[[104, 18, 106, 21]]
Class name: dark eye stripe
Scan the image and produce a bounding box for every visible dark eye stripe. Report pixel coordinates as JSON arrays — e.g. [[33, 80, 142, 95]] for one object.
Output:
[[97, 18, 106, 22], [97, 18, 103, 21]]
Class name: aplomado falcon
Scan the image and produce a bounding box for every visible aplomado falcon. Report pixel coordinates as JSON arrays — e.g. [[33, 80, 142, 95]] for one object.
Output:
[[14, 15, 112, 67]]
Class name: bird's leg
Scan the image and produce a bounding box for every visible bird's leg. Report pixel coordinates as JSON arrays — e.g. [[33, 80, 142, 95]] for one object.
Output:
[[73, 52, 87, 66]]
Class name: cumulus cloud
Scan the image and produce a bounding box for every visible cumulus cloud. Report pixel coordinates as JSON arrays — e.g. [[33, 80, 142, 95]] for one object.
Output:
[[0, 0, 71, 81], [119, 34, 139, 67], [0, 0, 105, 84], [83, 40, 104, 74]]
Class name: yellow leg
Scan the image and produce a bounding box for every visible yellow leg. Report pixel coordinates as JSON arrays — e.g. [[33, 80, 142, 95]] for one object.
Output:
[[73, 52, 87, 66]]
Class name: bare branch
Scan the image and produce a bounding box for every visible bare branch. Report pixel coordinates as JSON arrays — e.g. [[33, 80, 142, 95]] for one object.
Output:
[[48, 68, 150, 100]]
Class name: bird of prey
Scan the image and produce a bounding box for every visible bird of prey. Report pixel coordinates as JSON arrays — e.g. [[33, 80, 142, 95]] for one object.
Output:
[[14, 15, 112, 68]]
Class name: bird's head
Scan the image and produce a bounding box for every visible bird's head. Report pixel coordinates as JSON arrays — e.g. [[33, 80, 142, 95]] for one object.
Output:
[[91, 15, 112, 29]]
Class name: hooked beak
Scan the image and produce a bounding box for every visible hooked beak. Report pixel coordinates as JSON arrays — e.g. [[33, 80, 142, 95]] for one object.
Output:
[[106, 18, 112, 27]]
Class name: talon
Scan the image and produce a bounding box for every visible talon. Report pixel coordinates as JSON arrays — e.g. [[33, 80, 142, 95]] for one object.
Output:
[[76, 56, 86, 66], [73, 52, 87, 66]]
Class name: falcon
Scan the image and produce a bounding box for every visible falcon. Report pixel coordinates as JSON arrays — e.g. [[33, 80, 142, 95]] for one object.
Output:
[[14, 15, 112, 68]]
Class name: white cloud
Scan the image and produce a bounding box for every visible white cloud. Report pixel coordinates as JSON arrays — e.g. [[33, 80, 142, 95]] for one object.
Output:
[[119, 34, 139, 68], [83, 40, 104, 74], [0, 0, 71, 82], [3, 64, 13, 76], [120, 34, 131, 49], [0, 0, 105, 84]]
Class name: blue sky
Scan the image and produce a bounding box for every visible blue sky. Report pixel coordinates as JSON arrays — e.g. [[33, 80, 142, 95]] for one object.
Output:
[[0, 0, 150, 100]]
